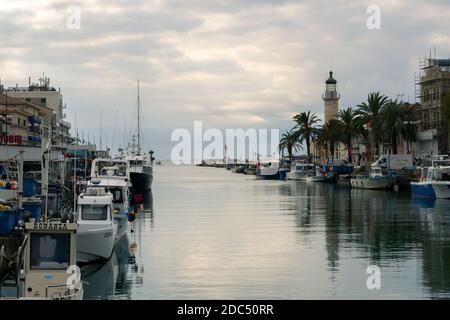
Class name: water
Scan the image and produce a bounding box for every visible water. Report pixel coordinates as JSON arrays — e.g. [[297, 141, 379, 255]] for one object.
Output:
[[83, 165, 450, 299]]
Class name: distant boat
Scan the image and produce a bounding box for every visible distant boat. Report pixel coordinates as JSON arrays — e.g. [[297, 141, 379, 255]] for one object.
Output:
[[350, 167, 394, 189], [306, 166, 329, 183], [324, 159, 354, 175], [89, 158, 131, 240], [231, 164, 245, 174], [256, 159, 286, 180], [122, 80, 154, 193], [244, 164, 257, 175], [287, 163, 315, 180]]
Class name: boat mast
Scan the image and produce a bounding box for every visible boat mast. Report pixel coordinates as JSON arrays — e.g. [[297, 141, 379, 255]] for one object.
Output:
[[137, 79, 141, 154]]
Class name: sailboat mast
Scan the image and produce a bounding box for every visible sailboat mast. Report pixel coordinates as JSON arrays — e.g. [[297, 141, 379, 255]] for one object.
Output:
[[137, 79, 141, 154]]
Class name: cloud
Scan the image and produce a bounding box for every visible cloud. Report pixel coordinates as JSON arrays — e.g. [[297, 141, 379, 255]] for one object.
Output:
[[0, 0, 449, 157]]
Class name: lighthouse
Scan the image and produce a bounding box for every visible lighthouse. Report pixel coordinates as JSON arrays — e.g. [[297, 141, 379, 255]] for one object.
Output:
[[322, 71, 340, 123]]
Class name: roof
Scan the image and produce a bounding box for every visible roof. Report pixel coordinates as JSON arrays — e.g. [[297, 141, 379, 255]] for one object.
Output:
[[429, 59, 450, 67], [325, 71, 337, 84]]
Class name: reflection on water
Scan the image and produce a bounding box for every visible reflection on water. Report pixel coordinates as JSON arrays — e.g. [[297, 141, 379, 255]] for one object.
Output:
[[83, 165, 450, 299]]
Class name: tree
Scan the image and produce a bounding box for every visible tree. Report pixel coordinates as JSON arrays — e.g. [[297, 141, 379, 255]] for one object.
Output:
[[279, 130, 302, 162], [356, 92, 389, 161], [380, 100, 416, 154], [337, 108, 366, 162], [293, 111, 320, 162], [316, 119, 341, 161]]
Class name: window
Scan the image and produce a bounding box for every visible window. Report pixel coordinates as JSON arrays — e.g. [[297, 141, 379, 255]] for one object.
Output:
[[109, 188, 123, 203], [81, 205, 108, 220], [18, 118, 20, 125], [40, 98, 47, 104], [30, 233, 70, 270]]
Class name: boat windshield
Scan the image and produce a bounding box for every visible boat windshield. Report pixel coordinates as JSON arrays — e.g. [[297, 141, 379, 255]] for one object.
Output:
[[30, 233, 70, 270], [81, 205, 108, 220], [427, 167, 450, 181], [95, 162, 127, 177], [109, 188, 123, 204]]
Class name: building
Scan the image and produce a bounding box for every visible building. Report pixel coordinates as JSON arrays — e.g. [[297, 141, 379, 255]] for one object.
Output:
[[322, 71, 340, 123], [415, 58, 450, 157], [5, 77, 72, 148], [0, 93, 53, 163], [1, 77, 75, 187]]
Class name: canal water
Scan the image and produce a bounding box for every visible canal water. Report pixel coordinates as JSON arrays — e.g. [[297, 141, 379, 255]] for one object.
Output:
[[83, 165, 450, 299]]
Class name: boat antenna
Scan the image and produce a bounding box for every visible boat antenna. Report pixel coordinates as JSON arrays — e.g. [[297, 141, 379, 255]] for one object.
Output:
[[73, 112, 77, 214], [137, 79, 141, 154]]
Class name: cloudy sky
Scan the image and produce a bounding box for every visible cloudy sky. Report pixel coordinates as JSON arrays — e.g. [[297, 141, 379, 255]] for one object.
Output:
[[1, 0, 449, 158]]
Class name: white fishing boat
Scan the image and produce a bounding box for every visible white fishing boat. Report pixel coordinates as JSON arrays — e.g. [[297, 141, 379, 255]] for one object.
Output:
[[350, 167, 394, 190], [306, 166, 329, 183], [256, 159, 286, 180], [89, 158, 131, 240], [411, 161, 450, 199], [76, 187, 116, 263], [427, 162, 450, 199], [20, 221, 83, 300], [287, 163, 316, 180]]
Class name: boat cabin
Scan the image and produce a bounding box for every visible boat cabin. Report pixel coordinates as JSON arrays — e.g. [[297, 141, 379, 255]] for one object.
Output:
[[21, 221, 82, 299]]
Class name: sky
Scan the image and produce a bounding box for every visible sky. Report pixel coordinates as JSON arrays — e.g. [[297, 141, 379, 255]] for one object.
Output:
[[0, 0, 449, 159]]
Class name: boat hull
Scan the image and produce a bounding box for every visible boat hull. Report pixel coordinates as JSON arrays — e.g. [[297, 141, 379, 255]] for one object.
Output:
[[430, 182, 450, 199], [114, 213, 128, 241], [77, 226, 115, 263], [410, 182, 436, 199], [130, 172, 153, 193], [350, 178, 394, 189], [306, 176, 328, 182], [256, 169, 286, 180], [287, 172, 310, 181], [231, 165, 245, 174]]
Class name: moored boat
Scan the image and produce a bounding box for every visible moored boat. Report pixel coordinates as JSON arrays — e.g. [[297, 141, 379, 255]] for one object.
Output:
[[411, 163, 450, 199], [350, 167, 394, 190], [256, 159, 286, 180], [89, 158, 131, 240], [76, 186, 116, 264], [287, 163, 315, 180], [231, 164, 245, 174], [306, 166, 329, 183], [20, 220, 83, 300]]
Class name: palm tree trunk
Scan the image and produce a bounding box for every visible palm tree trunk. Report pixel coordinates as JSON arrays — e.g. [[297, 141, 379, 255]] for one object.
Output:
[[347, 138, 352, 162], [392, 133, 398, 154], [330, 143, 334, 162], [370, 129, 375, 162], [306, 138, 311, 163]]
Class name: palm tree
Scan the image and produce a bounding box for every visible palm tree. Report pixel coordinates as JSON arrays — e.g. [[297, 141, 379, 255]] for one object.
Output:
[[337, 108, 366, 162], [292, 111, 320, 162], [279, 130, 302, 162], [356, 92, 389, 160], [380, 100, 416, 154], [316, 119, 341, 161]]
